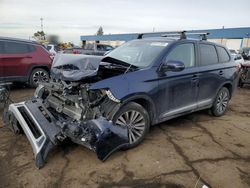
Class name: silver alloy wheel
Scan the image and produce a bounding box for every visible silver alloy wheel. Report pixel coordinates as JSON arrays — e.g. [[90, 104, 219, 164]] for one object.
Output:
[[115, 110, 146, 144], [216, 90, 229, 114], [32, 70, 49, 84]]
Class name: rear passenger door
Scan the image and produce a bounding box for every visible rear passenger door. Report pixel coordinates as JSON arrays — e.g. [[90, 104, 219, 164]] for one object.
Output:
[[197, 43, 230, 107]]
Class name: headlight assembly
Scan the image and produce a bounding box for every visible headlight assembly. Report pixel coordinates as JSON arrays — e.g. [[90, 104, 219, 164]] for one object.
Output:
[[105, 90, 120, 103]]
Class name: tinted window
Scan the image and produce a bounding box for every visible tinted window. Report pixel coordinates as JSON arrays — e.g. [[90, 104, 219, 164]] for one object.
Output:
[[217, 46, 230, 62], [200, 44, 218, 66], [97, 44, 104, 50], [47, 46, 52, 50], [105, 46, 113, 51], [166, 43, 195, 67], [0, 41, 4, 53], [5, 41, 32, 54]]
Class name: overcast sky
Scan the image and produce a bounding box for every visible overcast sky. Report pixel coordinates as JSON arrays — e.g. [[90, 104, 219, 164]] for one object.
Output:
[[0, 0, 250, 44]]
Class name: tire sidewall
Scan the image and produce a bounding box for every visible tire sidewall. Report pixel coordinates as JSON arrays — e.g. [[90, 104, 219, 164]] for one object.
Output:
[[29, 68, 49, 88], [212, 87, 230, 117], [112, 102, 150, 149]]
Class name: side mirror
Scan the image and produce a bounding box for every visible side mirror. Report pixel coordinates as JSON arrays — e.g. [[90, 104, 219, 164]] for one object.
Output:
[[161, 60, 185, 72]]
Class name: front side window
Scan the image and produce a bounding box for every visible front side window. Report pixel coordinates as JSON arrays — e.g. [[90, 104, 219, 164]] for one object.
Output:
[[200, 44, 218, 66], [5, 41, 31, 54], [165, 43, 195, 68], [217, 46, 230, 63]]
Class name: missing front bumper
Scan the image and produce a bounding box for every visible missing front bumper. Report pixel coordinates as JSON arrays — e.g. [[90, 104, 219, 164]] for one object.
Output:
[[4, 99, 128, 168]]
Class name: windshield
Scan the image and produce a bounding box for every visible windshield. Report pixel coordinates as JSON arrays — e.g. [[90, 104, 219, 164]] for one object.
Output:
[[107, 40, 168, 67]]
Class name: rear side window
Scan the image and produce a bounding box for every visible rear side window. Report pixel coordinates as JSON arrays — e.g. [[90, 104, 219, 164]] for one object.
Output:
[[166, 43, 195, 68], [200, 44, 218, 66], [0, 41, 4, 53], [216, 46, 230, 62], [4, 41, 34, 54]]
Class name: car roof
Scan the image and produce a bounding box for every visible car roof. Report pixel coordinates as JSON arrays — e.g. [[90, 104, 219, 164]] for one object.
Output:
[[0, 36, 39, 45]]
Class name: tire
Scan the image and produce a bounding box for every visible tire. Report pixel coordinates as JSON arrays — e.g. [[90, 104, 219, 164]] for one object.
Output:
[[29, 68, 49, 88], [211, 87, 230, 117], [112, 102, 150, 149]]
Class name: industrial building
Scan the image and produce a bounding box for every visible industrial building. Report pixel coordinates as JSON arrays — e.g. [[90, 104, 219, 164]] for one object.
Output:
[[80, 27, 250, 50]]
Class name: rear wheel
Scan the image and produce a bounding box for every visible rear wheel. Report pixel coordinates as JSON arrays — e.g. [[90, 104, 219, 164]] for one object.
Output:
[[211, 87, 230, 117], [112, 102, 150, 149], [29, 68, 49, 87]]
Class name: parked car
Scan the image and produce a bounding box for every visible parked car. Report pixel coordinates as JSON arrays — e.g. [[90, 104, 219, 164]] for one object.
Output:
[[0, 37, 52, 87], [63, 47, 84, 54], [239, 47, 250, 60], [81, 43, 114, 56], [4, 34, 239, 168], [238, 61, 250, 87], [229, 49, 245, 64]]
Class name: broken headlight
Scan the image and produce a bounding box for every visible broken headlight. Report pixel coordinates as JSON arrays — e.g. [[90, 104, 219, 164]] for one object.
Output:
[[105, 90, 120, 103]]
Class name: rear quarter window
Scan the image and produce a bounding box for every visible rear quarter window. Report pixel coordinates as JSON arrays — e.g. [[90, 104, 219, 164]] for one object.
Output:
[[216, 46, 230, 63], [200, 44, 218, 66]]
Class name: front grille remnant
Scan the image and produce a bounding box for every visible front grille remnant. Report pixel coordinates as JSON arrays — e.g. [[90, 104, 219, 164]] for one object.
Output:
[[18, 106, 42, 139]]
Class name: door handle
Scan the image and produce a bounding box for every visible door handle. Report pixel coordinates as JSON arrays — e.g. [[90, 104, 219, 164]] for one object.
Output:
[[219, 70, 224, 75], [191, 74, 199, 81]]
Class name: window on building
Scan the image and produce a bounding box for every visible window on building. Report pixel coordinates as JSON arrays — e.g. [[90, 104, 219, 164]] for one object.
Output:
[[200, 44, 218, 66]]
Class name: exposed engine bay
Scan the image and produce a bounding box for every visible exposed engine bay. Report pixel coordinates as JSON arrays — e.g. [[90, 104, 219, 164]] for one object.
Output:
[[3, 54, 138, 168]]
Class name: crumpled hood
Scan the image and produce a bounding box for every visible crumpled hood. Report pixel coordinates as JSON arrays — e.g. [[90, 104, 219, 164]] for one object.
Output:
[[51, 54, 103, 81]]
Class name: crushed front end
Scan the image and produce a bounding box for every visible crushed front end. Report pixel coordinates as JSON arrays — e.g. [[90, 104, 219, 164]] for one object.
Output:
[[4, 54, 130, 168]]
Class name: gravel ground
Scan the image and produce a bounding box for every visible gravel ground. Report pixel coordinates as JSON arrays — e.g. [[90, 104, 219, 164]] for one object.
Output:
[[0, 85, 249, 188]]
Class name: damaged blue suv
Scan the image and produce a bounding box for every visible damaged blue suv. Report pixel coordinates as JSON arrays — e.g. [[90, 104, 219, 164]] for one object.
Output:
[[4, 32, 239, 168]]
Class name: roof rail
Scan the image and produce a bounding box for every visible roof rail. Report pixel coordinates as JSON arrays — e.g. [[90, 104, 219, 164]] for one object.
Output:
[[0, 36, 38, 44], [161, 31, 187, 39], [161, 31, 210, 40], [186, 32, 210, 40]]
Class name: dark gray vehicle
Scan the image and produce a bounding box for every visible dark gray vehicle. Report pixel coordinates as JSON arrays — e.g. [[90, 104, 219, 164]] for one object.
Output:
[[81, 43, 114, 56]]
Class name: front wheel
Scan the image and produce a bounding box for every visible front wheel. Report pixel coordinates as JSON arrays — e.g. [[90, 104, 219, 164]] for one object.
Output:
[[29, 68, 49, 88], [112, 102, 150, 149], [211, 87, 230, 117]]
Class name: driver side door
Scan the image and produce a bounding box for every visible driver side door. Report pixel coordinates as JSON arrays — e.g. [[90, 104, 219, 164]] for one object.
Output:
[[157, 42, 200, 121]]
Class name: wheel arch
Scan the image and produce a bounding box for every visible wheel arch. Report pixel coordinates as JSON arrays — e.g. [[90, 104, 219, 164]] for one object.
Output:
[[122, 94, 157, 125], [221, 82, 233, 98], [28, 65, 50, 79]]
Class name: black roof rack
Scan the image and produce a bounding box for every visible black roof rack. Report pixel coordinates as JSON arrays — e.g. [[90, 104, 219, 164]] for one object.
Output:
[[137, 33, 144, 39], [161, 31, 187, 39], [161, 31, 210, 40]]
